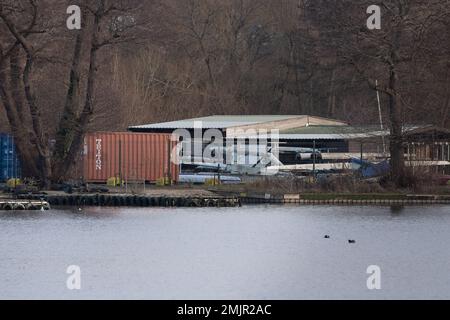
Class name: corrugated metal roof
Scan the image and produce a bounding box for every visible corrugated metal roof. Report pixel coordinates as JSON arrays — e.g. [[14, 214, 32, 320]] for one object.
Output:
[[278, 133, 386, 140], [226, 125, 389, 140], [280, 125, 368, 135], [129, 115, 309, 130], [225, 133, 385, 140], [279, 125, 434, 139]]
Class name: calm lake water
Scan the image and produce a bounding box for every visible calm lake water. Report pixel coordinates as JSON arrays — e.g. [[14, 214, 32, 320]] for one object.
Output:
[[1, 205, 450, 300]]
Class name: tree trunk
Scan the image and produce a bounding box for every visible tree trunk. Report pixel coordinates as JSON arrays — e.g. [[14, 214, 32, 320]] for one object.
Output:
[[52, 26, 86, 180], [327, 69, 336, 117], [23, 52, 52, 186], [387, 3, 406, 188], [0, 7, 50, 185], [57, 25, 100, 179], [52, 6, 101, 181], [9, 47, 27, 123], [440, 64, 450, 128], [0, 49, 40, 177], [388, 64, 405, 187]]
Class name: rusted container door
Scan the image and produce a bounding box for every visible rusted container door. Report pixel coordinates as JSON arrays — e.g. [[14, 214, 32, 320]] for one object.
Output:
[[83, 132, 179, 183]]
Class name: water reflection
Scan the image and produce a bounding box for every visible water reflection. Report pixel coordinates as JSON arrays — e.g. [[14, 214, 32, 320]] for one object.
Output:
[[390, 205, 405, 215], [0, 206, 126, 221]]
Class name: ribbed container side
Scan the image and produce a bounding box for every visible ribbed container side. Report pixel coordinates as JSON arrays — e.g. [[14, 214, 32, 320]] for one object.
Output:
[[83, 132, 179, 183], [0, 133, 21, 181]]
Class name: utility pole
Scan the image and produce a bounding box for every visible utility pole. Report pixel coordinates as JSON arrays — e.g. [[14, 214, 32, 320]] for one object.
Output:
[[360, 142, 364, 177], [376, 80, 387, 154], [313, 140, 316, 181]]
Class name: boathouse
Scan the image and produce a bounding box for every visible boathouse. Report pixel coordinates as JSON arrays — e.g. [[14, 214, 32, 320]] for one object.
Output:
[[128, 115, 355, 164]]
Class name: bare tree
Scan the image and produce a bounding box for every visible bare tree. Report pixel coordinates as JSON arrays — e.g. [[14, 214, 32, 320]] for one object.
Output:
[[0, 0, 150, 184], [319, 0, 450, 186]]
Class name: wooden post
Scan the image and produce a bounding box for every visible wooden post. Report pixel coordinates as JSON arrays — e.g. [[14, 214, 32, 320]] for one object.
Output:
[[217, 164, 221, 185], [407, 143, 410, 161], [167, 138, 172, 185], [448, 143, 450, 161]]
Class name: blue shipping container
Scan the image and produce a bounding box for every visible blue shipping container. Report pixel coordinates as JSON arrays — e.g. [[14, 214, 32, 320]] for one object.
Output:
[[0, 133, 21, 181]]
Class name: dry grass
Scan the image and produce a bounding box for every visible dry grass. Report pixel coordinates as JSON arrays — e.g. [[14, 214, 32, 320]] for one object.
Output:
[[236, 175, 385, 195], [213, 170, 449, 196]]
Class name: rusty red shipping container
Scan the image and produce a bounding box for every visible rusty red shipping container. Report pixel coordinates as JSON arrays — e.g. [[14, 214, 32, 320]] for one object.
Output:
[[83, 132, 179, 183]]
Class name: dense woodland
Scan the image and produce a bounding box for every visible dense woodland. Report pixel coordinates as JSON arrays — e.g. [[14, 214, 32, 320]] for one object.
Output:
[[0, 0, 450, 185]]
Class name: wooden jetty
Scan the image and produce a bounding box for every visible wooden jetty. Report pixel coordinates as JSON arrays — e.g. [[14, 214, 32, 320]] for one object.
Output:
[[18, 193, 241, 208], [0, 200, 50, 211]]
